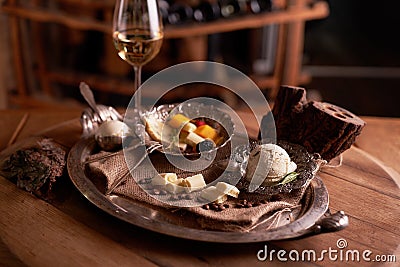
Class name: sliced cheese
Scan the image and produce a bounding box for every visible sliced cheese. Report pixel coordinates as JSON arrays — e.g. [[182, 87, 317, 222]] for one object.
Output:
[[151, 173, 177, 186], [183, 132, 205, 147], [166, 178, 185, 194], [214, 194, 228, 204], [200, 186, 227, 203], [163, 173, 178, 183], [151, 173, 169, 186], [183, 174, 206, 192], [176, 142, 187, 152], [215, 182, 240, 198], [167, 114, 197, 132], [182, 122, 197, 133]]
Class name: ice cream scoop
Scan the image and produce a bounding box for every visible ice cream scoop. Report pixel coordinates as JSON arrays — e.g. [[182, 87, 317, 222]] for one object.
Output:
[[245, 143, 297, 189]]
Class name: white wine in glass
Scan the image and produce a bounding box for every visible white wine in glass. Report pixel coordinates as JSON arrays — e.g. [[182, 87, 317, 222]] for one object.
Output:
[[113, 0, 164, 111]]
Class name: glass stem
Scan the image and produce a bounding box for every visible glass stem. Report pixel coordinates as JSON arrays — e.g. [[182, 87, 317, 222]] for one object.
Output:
[[133, 66, 142, 110]]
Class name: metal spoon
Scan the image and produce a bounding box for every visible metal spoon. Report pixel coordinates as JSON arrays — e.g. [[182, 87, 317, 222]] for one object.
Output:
[[79, 82, 107, 122]]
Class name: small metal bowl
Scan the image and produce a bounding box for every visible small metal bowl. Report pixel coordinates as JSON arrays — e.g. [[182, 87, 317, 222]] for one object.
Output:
[[233, 140, 325, 195], [141, 102, 235, 158], [95, 120, 133, 151]]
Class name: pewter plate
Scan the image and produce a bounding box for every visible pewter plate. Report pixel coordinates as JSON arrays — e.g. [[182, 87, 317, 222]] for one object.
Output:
[[67, 136, 330, 243]]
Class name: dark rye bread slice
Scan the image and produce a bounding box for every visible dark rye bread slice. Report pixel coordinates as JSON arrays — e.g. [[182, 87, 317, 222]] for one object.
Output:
[[260, 86, 366, 162]]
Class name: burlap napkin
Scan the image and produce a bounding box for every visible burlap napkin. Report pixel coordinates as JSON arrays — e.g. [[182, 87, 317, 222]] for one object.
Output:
[[87, 151, 312, 232]]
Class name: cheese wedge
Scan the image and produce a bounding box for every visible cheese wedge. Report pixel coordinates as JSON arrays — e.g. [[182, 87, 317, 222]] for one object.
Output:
[[167, 114, 197, 132], [214, 194, 228, 204], [184, 132, 205, 147], [176, 142, 187, 152], [200, 186, 227, 203], [182, 174, 207, 192], [183, 132, 216, 152], [151, 173, 177, 186], [182, 122, 197, 133], [166, 178, 185, 194], [215, 182, 240, 198], [151, 174, 168, 186], [164, 173, 178, 183]]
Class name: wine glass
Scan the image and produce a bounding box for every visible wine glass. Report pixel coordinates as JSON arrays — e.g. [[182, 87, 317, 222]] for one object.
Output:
[[113, 0, 164, 111]]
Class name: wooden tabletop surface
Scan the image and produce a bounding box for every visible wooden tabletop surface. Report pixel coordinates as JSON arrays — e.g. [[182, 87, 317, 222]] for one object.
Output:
[[0, 109, 399, 267]]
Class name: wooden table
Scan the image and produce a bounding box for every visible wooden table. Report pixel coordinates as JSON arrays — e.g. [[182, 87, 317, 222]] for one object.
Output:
[[0, 109, 399, 266]]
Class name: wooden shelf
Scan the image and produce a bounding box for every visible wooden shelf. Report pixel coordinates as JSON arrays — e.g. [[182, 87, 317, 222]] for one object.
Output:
[[1, 1, 329, 38], [45, 70, 134, 96], [2, 0, 329, 108]]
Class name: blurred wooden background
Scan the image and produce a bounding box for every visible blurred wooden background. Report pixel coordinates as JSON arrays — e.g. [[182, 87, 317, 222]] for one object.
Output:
[[0, 0, 328, 109]]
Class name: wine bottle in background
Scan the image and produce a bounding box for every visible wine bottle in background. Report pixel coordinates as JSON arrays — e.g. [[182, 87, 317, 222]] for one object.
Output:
[[167, 2, 194, 24], [248, 0, 271, 14], [158, 0, 171, 24], [219, 0, 246, 18], [193, 1, 221, 22]]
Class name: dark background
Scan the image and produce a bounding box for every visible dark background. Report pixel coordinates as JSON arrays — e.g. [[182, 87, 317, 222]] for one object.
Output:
[[39, 0, 400, 117], [302, 0, 400, 117]]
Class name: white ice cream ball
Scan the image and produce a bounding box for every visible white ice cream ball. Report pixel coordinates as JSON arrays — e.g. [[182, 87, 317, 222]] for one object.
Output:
[[245, 143, 297, 186]]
